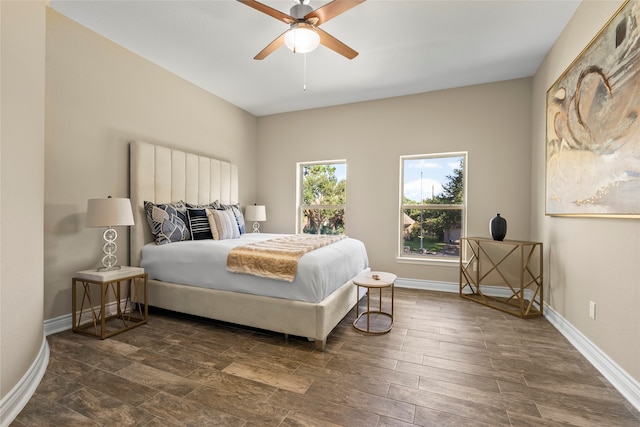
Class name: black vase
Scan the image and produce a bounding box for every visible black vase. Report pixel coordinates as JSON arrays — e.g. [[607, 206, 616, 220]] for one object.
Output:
[[490, 214, 507, 241]]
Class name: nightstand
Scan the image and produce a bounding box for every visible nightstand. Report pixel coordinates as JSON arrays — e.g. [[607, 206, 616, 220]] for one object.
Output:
[[72, 266, 148, 339]]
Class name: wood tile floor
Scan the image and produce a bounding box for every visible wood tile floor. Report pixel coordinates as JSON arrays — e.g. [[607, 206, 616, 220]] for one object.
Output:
[[13, 288, 640, 426]]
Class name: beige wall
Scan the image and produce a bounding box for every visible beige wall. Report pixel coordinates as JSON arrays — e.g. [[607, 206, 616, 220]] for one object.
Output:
[[1, 1, 46, 400], [532, 0, 639, 381], [257, 79, 533, 283], [44, 9, 258, 320]]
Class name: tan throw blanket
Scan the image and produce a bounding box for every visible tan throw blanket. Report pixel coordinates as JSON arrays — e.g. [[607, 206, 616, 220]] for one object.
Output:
[[227, 234, 346, 282]]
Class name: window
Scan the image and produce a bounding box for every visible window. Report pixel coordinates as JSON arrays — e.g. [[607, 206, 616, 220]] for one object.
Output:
[[399, 152, 466, 261], [297, 160, 346, 235]]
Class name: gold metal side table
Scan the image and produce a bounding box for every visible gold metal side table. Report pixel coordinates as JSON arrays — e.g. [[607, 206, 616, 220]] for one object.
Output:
[[72, 266, 148, 339], [459, 237, 543, 318], [353, 271, 397, 334]]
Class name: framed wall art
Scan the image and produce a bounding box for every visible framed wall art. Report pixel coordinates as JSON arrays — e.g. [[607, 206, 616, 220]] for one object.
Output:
[[546, 0, 640, 217]]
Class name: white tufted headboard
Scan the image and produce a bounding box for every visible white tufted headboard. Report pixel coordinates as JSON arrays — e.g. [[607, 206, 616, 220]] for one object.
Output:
[[129, 141, 239, 267]]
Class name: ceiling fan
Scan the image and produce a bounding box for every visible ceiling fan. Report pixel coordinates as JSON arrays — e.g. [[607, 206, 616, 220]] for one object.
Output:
[[237, 0, 365, 60]]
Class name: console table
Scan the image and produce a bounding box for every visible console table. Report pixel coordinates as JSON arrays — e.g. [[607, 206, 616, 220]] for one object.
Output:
[[459, 237, 543, 318]]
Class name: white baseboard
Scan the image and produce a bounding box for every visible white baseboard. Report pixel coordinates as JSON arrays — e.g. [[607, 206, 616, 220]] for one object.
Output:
[[44, 312, 71, 336], [0, 335, 49, 427], [544, 303, 640, 412], [396, 278, 536, 300], [44, 299, 130, 336], [395, 278, 459, 293]]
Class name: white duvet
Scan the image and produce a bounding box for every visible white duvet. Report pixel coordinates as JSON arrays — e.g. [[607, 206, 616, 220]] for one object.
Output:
[[141, 233, 369, 303]]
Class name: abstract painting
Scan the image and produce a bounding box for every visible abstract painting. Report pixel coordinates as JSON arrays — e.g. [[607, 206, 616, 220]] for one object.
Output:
[[546, 0, 640, 217]]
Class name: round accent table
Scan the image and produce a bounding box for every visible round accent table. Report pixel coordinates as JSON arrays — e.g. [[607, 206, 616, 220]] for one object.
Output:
[[353, 271, 397, 334]]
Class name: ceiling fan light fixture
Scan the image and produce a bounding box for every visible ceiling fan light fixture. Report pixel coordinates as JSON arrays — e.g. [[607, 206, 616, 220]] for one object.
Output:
[[284, 24, 320, 53]]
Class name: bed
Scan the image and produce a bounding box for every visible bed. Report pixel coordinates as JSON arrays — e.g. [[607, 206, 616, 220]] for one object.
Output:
[[129, 140, 369, 350]]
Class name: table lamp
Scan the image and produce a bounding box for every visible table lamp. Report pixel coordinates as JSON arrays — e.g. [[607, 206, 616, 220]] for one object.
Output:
[[244, 204, 266, 233], [86, 196, 135, 271]]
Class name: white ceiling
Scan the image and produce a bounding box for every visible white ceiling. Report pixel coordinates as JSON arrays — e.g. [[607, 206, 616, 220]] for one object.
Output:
[[48, 0, 581, 117]]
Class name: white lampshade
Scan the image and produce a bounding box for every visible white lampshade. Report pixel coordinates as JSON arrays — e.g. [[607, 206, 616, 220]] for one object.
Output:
[[284, 24, 320, 54], [86, 197, 135, 227], [244, 205, 267, 222], [86, 197, 134, 271]]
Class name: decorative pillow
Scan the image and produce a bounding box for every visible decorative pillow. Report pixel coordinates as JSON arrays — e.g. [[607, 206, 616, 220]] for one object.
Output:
[[207, 208, 240, 240], [231, 205, 246, 234], [222, 208, 241, 239], [186, 200, 220, 210], [187, 208, 213, 240], [171, 200, 191, 239], [144, 201, 190, 245], [173, 200, 187, 210], [205, 209, 219, 240], [221, 204, 246, 235]]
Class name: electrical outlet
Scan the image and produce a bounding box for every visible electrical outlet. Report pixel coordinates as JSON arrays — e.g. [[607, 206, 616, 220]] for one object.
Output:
[[472, 261, 477, 271], [589, 301, 596, 320]]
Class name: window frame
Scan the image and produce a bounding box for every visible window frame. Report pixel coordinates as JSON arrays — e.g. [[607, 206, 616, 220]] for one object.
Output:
[[397, 152, 468, 265], [296, 159, 347, 235]]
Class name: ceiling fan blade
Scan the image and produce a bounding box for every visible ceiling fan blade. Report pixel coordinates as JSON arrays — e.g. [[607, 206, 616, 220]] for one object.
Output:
[[237, 0, 295, 24], [253, 30, 287, 60], [304, 0, 365, 26], [316, 27, 358, 60]]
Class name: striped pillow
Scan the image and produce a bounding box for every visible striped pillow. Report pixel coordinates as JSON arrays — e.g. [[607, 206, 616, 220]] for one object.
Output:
[[187, 209, 213, 240], [207, 208, 240, 240], [220, 203, 245, 235]]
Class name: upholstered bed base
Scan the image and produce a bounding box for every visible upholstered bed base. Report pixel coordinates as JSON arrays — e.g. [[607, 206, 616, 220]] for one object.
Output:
[[129, 141, 365, 350], [145, 273, 366, 350]]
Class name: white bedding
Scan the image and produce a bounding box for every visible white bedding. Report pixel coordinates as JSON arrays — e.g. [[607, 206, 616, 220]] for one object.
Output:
[[141, 233, 369, 304]]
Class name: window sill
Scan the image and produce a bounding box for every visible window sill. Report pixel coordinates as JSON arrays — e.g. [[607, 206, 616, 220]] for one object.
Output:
[[396, 256, 459, 267]]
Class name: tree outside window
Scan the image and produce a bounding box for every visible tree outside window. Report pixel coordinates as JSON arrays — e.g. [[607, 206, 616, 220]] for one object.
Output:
[[400, 153, 466, 259], [298, 161, 346, 235]]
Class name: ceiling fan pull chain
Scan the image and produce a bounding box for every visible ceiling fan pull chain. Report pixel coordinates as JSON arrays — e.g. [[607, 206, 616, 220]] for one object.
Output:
[[303, 53, 307, 91]]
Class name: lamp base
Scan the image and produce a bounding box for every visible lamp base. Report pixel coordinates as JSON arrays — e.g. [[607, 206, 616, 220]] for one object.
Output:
[[252, 222, 261, 233], [97, 227, 120, 270]]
